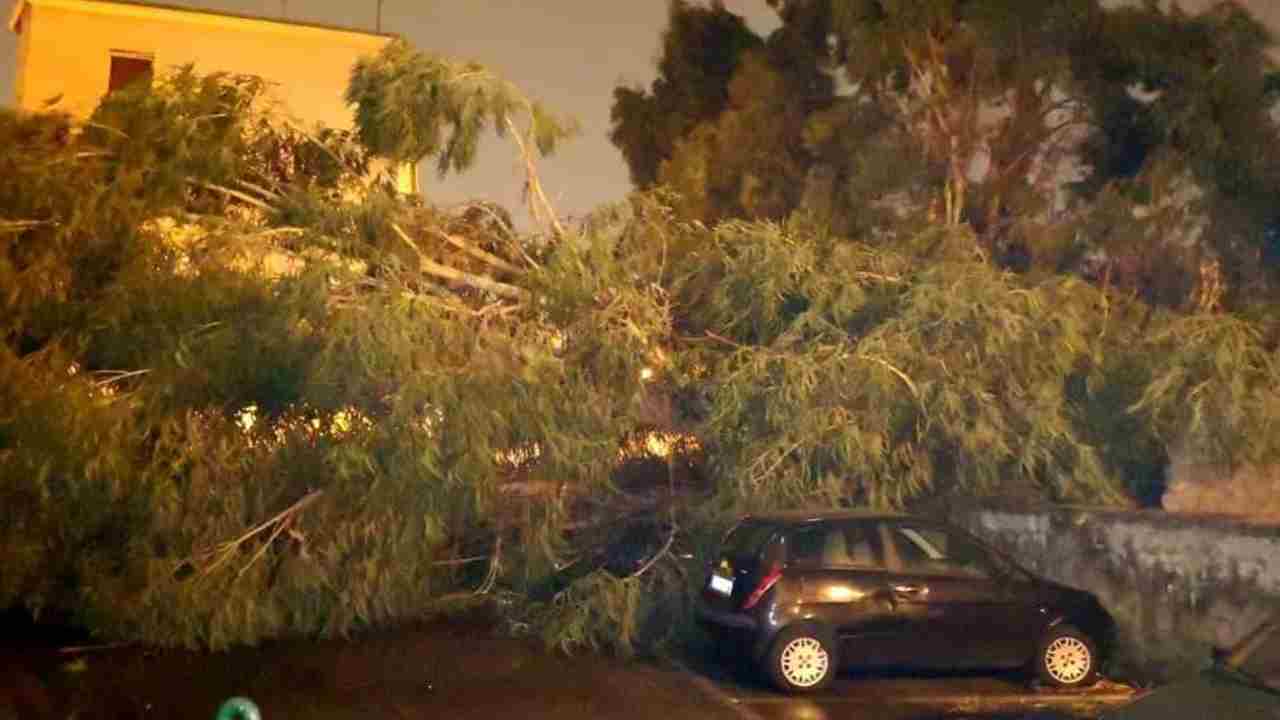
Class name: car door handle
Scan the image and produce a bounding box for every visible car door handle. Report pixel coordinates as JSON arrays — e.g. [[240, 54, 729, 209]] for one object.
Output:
[[891, 583, 929, 598]]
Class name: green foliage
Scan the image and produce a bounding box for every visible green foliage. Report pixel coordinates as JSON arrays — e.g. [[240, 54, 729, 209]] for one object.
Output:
[[1132, 314, 1280, 470], [669, 219, 1124, 509], [621, 0, 1280, 307], [0, 57, 628, 648], [6, 29, 1280, 660], [347, 39, 576, 174], [1072, 1, 1280, 302], [655, 51, 814, 223], [610, 0, 764, 189], [524, 571, 644, 657]]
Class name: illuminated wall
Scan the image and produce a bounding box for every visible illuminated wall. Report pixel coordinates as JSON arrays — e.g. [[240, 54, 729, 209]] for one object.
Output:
[[10, 0, 386, 128]]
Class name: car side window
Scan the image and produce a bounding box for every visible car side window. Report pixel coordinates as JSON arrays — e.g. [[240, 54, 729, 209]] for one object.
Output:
[[787, 523, 883, 570], [889, 525, 995, 579]]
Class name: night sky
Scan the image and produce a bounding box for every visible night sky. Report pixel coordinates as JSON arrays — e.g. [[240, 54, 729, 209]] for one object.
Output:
[[1, 1, 1277, 224]]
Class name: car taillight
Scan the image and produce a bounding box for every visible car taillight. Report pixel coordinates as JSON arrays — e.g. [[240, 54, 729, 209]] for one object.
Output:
[[741, 562, 782, 610]]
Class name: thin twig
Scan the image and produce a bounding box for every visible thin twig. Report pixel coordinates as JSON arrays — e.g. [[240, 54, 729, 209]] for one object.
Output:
[[197, 490, 323, 576], [82, 121, 130, 139], [858, 354, 921, 402], [703, 331, 743, 348], [193, 181, 275, 212], [455, 201, 542, 269], [750, 440, 804, 485], [56, 642, 135, 655], [630, 526, 676, 579], [405, 292, 510, 317], [253, 227, 307, 239], [0, 219, 55, 233], [430, 228, 523, 275], [853, 271, 906, 284], [283, 119, 348, 170], [474, 535, 502, 595], [391, 223, 527, 301], [431, 554, 490, 566], [236, 178, 283, 202], [90, 369, 152, 387], [459, 201, 515, 238], [504, 117, 566, 238], [236, 512, 294, 578]]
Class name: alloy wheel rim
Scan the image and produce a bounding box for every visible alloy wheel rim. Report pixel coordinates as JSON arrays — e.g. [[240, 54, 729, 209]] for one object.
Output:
[[779, 637, 829, 688], [1044, 636, 1092, 685]]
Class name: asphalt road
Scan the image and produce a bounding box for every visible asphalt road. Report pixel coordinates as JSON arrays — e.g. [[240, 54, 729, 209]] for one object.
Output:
[[0, 614, 1142, 720], [679, 654, 1140, 720]]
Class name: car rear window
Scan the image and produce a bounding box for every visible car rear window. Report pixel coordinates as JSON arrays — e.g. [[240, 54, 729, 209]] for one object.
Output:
[[722, 521, 780, 562]]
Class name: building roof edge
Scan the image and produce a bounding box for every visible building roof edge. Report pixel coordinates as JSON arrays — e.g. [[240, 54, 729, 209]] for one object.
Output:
[[9, 0, 397, 40]]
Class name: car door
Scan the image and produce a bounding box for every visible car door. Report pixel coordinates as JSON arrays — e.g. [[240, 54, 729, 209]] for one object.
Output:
[[880, 522, 1033, 668], [786, 520, 906, 668]]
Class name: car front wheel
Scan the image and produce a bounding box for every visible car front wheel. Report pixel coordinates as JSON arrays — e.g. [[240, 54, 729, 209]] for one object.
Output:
[[765, 626, 836, 693], [1036, 624, 1098, 688]]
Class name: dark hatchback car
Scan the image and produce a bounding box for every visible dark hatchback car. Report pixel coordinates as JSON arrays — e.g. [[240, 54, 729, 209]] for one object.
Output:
[[696, 511, 1116, 693]]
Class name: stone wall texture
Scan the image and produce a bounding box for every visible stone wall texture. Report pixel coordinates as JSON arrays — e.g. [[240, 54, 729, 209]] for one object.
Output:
[[950, 506, 1280, 681]]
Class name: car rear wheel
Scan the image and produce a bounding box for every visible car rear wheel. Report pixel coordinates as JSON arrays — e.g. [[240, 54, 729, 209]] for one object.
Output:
[[765, 626, 836, 693], [1036, 624, 1098, 688]]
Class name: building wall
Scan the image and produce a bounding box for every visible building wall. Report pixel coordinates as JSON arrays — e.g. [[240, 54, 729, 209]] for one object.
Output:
[[15, 0, 388, 129], [949, 505, 1280, 682]]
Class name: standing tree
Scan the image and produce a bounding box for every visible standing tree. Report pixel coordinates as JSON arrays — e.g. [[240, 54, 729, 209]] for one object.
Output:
[[610, 1, 766, 190], [619, 0, 1280, 308]]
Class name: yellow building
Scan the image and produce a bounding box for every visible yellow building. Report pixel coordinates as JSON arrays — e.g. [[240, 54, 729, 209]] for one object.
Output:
[[7, 0, 416, 190], [8, 0, 387, 119]]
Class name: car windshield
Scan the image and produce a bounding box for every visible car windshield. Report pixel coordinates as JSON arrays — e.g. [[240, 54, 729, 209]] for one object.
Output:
[[1232, 619, 1280, 692]]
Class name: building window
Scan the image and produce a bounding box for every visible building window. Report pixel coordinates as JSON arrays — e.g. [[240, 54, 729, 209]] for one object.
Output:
[[108, 52, 154, 93]]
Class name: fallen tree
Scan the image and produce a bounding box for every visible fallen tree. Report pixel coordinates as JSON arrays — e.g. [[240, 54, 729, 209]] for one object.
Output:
[[3, 41, 1280, 655]]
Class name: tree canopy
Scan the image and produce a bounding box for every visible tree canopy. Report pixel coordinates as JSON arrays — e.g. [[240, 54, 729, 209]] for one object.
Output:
[[613, 0, 1280, 309]]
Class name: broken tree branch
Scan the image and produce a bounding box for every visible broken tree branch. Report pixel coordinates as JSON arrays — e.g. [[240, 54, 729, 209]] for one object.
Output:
[[195, 489, 324, 577], [629, 524, 676, 579], [430, 227, 523, 275], [391, 223, 528, 301], [193, 181, 276, 212], [505, 116, 566, 238]]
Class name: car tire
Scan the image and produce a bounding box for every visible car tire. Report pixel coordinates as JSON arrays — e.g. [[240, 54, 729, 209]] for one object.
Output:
[[1035, 624, 1098, 689], [764, 626, 836, 693]]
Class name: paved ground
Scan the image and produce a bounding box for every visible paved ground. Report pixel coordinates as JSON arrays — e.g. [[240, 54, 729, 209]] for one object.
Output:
[[0, 618, 1141, 720], [679, 654, 1141, 720]]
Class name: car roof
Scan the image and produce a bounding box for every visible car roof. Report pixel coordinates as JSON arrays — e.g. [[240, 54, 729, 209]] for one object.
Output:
[[739, 509, 911, 525]]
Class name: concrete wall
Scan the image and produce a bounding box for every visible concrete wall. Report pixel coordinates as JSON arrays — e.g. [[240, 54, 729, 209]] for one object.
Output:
[[951, 506, 1280, 681], [14, 0, 388, 127]]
